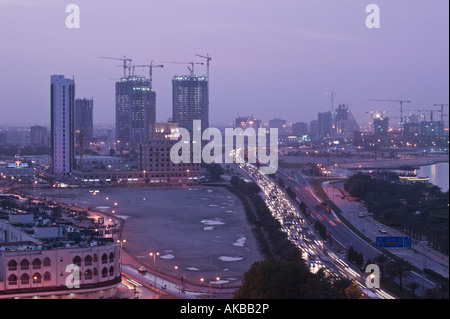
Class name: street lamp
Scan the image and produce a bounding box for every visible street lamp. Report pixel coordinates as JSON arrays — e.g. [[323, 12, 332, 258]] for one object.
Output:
[[117, 239, 126, 272], [149, 252, 160, 287], [200, 277, 220, 297], [175, 266, 181, 295]]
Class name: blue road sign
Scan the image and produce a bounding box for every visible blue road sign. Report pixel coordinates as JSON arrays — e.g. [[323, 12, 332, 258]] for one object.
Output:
[[376, 236, 412, 248]]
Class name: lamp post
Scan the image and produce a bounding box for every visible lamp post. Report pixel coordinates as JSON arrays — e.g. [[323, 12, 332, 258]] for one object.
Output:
[[200, 277, 220, 298], [33, 275, 39, 298], [117, 239, 126, 273], [175, 266, 181, 295], [149, 252, 160, 287]]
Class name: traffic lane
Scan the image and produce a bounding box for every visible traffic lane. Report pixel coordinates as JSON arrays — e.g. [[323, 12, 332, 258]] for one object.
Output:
[[245, 166, 393, 298], [325, 182, 449, 278], [277, 170, 382, 261]]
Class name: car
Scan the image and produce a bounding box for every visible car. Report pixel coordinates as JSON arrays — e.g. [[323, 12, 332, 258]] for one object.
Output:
[[379, 229, 387, 234], [358, 213, 365, 218], [138, 266, 147, 274]]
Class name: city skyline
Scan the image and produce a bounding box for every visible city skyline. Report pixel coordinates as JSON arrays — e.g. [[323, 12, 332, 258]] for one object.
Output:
[[0, 0, 448, 127]]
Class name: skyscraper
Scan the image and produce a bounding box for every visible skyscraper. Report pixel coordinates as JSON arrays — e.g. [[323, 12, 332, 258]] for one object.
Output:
[[115, 76, 155, 150], [268, 118, 287, 136], [30, 125, 49, 146], [51, 75, 75, 175], [172, 75, 208, 135], [373, 116, 389, 136], [318, 111, 332, 139], [74, 98, 94, 138], [292, 122, 308, 136]]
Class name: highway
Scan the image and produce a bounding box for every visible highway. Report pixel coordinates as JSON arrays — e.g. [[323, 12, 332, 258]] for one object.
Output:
[[236, 161, 395, 299]]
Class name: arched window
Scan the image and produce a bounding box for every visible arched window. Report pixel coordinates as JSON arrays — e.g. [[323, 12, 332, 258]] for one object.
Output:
[[109, 252, 114, 263], [73, 256, 82, 267], [32, 258, 42, 270], [101, 253, 108, 264], [84, 255, 92, 266], [44, 272, 51, 281], [20, 273, 30, 285], [101, 267, 108, 278], [43, 257, 51, 267], [32, 273, 41, 284], [7, 260, 17, 271], [8, 274, 18, 286], [84, 269, 93, 280], [109, 266, 114, 277], [20, 259, 30, 271]]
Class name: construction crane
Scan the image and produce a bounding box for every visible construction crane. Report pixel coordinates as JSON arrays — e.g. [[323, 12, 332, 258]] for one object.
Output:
[[132, 61, 164, 91], [242, 113, 254, 129], [403, 109, 441, 122], [196, 54, 212, 113], [366, 110, 388, 123], [324, 91, 336, 114], [195, 54, 212, 81], [99, 56, 132, 77], [158, 61, 203, 76], [368, 99, 411, 129]]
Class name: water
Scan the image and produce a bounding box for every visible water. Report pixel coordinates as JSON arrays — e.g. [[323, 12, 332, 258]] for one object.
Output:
[[415, 162, 449, 192]]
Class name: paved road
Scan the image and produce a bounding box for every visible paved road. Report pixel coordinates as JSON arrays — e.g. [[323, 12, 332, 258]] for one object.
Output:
[[323, 180, 449, 279], [274, 169, 442, 297]]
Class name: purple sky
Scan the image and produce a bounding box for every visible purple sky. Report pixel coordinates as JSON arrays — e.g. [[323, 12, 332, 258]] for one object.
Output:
[[0, 0, 448, 128]]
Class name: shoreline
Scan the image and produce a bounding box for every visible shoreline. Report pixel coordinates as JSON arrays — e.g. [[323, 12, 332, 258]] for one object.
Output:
[[345, 158, 449, 170], [279, 153, 449, 170]]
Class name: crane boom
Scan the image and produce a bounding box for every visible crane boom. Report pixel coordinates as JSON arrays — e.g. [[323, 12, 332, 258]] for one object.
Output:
[[369, 99, 411, 130], [132, 61, 164, 91], [99, 56, 132, 77], [158, 61, 203, 76]]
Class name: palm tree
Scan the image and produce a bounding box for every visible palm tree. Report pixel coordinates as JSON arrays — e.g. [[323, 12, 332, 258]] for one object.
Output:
[[406, 282, 420, 299], [374, 254, 389, 281], [386, 258, 413, 291]]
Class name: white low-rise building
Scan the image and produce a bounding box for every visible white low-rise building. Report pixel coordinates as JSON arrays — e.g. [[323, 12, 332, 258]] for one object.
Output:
[[0, 241, 121, 299]]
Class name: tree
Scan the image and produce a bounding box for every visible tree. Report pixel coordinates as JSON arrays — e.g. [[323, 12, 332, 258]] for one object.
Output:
[[374, 254, 389, 281], [406, 282, 420, 299], [344, 282, 365, 299], [385, 258, 412, 291], [356, 252, 364, 269]]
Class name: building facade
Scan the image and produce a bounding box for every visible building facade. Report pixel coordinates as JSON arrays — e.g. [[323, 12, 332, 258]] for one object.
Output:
[[30, 126, 49, 147], [0, 241, 121, 299], [74, 98, 94, 138], [318, 111, 332, 139], [115, 76, 155, 150], [51, 75, 75, 175], [172, 75, 208, 135]]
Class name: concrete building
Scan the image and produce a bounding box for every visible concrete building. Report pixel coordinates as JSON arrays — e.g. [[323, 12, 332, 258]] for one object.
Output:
[[138, 139, 201, 186], [268, 118, 287, 136], [30, 126, 49, 147], [373, 116, 389, 136], [292, 122, 308, 137], [172, 75, 208, 135], [333, 104, 360, 138], [50, 75, 75, 175], [0, 219, 121, 299], [318, 111, 332, 139], [115, 76, 155, 150], [74, 98, 94, 138], [234, 115, 262, 131]]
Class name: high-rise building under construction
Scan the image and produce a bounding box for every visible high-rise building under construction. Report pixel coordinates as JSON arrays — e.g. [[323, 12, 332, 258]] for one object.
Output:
[[115, 75, 155, 150], [172, 75, 208, 135]]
